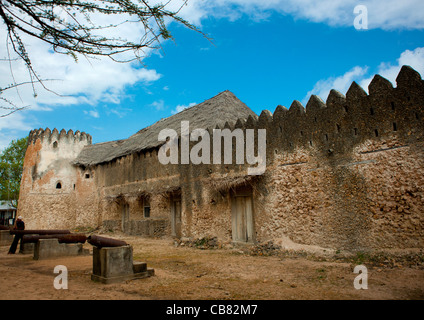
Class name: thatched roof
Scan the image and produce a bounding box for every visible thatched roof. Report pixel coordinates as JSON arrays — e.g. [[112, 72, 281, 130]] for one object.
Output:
[[207, 174, 261, 192], [74, 90, 257, 166]]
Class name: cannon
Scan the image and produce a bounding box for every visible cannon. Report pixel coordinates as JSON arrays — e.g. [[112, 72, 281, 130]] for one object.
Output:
[[22, 234, 87, 244], [87, 234, 128, 248], [10, 229, 71, 235]]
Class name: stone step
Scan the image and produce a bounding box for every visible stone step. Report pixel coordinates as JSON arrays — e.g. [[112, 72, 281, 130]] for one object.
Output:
[[133, 261, 147, 273]]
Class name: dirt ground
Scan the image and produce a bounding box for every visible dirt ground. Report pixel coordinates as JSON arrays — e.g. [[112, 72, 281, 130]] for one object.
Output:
[[1, 233, 423, 300]]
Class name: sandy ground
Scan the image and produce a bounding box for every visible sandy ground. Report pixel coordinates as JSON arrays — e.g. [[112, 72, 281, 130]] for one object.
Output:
[[0, 233, 423, 300]]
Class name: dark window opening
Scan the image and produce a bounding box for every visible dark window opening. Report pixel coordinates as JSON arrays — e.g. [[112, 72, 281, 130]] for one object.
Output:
[[144, 207, 151, 218], [53, 141, 58, 148], [391, 102, 395, 110], [85, 173, 90, 179], [374, 129, 379, 137], [56, 182, 62, 189], [143, 197, 151, 218], [354, 128, 358, 136], [300, 131, 304, 136], [393, 122, 397, 131], [336, 124, 341, 133], [370, 107, 374, 115]]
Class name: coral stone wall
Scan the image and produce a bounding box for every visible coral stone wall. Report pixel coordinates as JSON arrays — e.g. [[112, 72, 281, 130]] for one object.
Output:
[[257, 136, 424, 251], [17, 66, 424, 253], [17, 129, 92, 229]]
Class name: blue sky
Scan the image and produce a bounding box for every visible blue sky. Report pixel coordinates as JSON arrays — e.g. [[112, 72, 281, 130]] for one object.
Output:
[[1, 0, 424, 149]]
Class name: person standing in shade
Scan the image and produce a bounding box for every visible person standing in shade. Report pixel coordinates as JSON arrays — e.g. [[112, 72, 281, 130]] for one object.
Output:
[[8, 216, 25, 254]]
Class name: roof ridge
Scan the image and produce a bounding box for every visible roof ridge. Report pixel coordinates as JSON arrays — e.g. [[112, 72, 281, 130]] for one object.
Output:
[[132, 90, 238, 137]]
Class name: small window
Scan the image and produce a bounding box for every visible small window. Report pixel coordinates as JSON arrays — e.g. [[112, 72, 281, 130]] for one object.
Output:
[[393, 122, 398, 131], [85, 173, 90, 179], [144, 206, 151, 218], [56, 182, 62, 189], [53, 141, 58, 148], [143, 197, 151, 218]]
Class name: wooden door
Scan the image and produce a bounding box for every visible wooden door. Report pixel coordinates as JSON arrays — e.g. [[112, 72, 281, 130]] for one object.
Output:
[[231, 196, 254, 243], [121, 203, 129, 232], [171, 198, 182, 238]]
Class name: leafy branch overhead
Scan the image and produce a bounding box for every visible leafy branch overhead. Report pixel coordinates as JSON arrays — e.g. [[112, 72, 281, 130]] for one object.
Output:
[[0, 0, 207, 116]]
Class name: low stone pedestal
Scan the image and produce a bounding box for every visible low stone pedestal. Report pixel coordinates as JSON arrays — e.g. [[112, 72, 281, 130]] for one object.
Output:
[[33, 239, 89, 260], [91, 245, 154, 284], [0, 230, 13, 246]]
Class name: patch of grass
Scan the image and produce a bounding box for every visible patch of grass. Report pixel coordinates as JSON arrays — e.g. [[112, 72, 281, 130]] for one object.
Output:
[[315, 268, 327, 280]]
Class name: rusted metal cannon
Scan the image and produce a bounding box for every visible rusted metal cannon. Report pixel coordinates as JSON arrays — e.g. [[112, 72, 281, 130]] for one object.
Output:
[[10, 229, 71, 235], [22, 234, 87, 244], [58, 234, 87, 244], [87, 234, 128, 248]]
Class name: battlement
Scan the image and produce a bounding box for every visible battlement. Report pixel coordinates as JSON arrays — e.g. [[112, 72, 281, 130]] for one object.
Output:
[[210, 65, 424, 158], [28, 128, 92, 146]]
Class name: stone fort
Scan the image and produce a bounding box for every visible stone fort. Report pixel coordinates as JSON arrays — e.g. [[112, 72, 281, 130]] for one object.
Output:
[[17, 65, 424, 253]]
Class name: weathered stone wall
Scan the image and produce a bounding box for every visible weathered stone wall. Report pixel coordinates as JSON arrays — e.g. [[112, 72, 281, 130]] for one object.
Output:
[[17, 129, 93, 229], [184, 66, 424, 251], [17, 66, 424, 252]]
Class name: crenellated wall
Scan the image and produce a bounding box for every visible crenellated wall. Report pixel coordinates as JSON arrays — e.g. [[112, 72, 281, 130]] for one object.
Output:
[[17, 65, 424, 252], [183, 65, 424, 251]]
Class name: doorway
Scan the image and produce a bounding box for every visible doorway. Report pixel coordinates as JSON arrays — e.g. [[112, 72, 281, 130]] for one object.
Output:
[[231, 189, 255, 243], [121, 202, 129, 232], [170, 194, 182, 238]]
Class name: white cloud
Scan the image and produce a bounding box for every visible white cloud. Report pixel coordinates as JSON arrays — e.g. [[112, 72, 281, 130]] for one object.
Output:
[[0, 111, 33, 150], [149, 100, 166, 111], [359, 47, 424, 90], [303, 66, 369, 104], [104, 106, 132, 118], [171, 102, 197, 115], [84, 110, 100, 118], [176, 0, 424, 30], [305, 47, 424, 104]]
